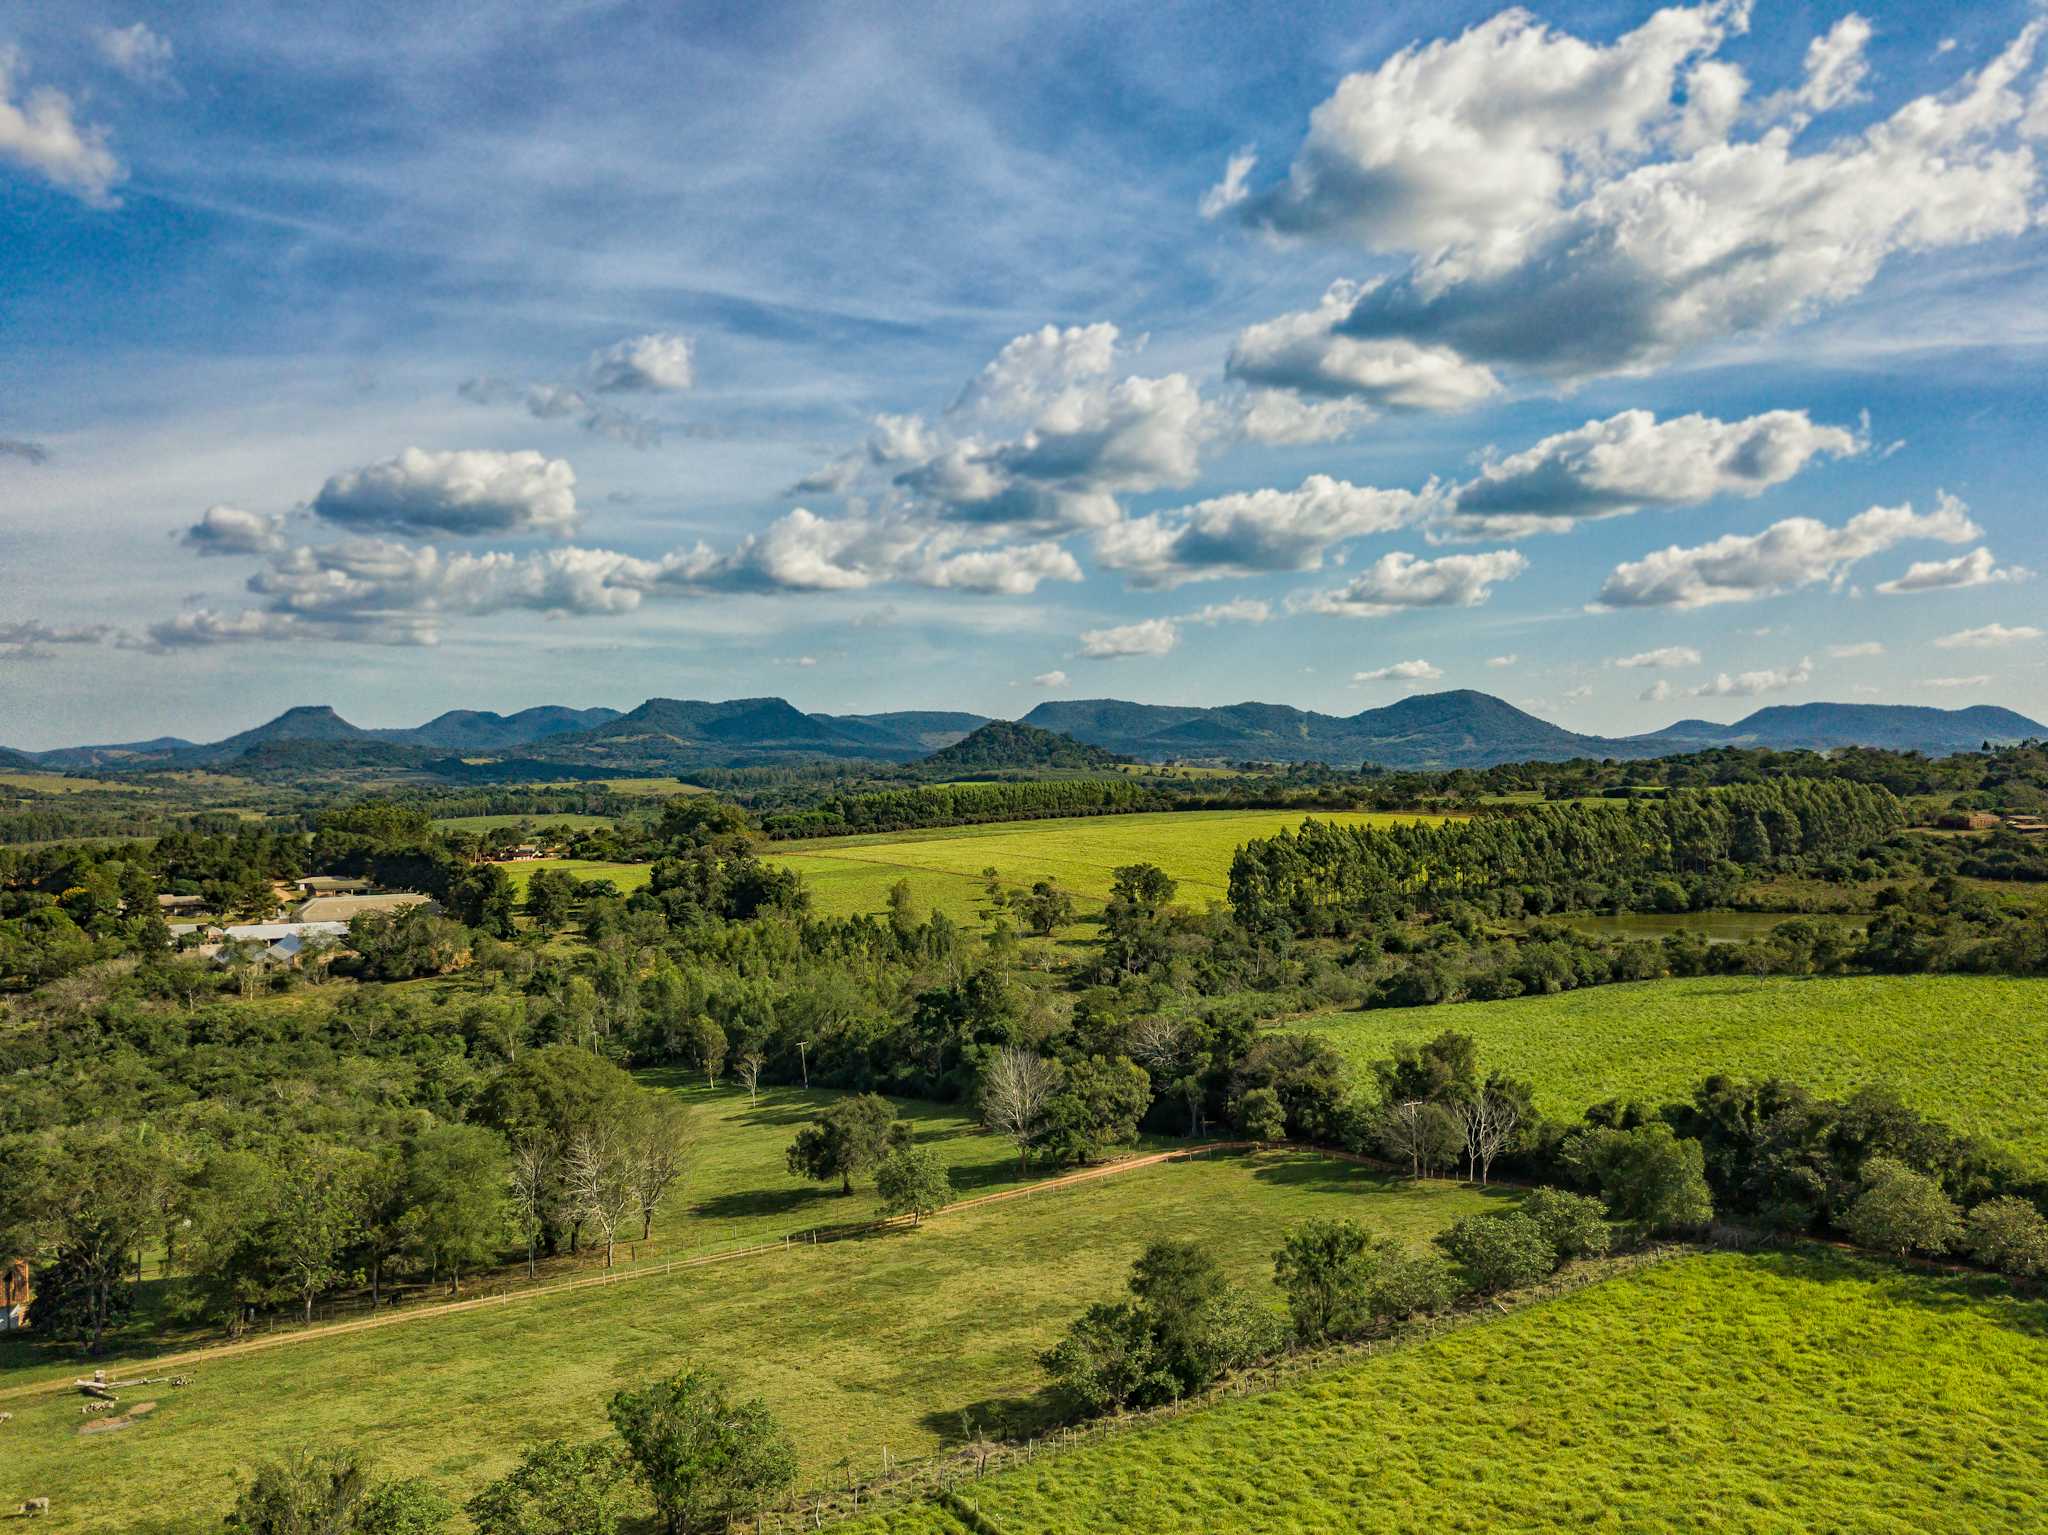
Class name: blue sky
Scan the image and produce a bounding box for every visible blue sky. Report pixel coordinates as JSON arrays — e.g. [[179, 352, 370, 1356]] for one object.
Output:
[[4, 0, 2047, 748]]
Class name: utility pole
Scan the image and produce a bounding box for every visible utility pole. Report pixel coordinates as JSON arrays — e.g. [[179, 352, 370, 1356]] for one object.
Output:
[[797, 1040, 809, 1087]]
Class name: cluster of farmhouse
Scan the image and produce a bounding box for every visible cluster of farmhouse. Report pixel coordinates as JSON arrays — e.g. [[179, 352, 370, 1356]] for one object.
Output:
[[164, 874, 437, 970]]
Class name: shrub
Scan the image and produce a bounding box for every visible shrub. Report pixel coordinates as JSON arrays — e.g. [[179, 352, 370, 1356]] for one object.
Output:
[[464, 1441, 628, 1535], [1843, 1156, 1963, 1258], [1368, 1250, 1463, 1320], [1238, 1086, 1287, 1143], [1273, 1218, 1372, 1342], [607, 1368, 797, 1535], [1040, 1301, 1173, 1414], [1044, 1240, 1281, 1416], [1573, 1123, 1713, 1236], [1434, 1212, 1556, 1294], [1519, 1187, 1612, 1262], [1964, 1197, 2048, 1276]]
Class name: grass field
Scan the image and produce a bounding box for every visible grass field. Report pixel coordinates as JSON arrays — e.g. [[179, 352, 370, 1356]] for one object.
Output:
[[0, 1146, 1508, 1531], [0, 1081, 1066, 1389], [1298, 974, 2048, 1160], [848, 1248, 2048, 1535], [0, 771, 142, 794], [500, 857, 655, 896], [763, 810, 1439, 927]]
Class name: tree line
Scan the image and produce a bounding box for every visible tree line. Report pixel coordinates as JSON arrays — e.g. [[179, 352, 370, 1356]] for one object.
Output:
[[1228, 780, 1907, 934]]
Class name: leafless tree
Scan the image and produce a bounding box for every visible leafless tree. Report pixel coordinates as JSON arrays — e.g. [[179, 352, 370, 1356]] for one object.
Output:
[[979, 1047, 1057, 1172], [564, 1122, 637, 1269], [1125, 1016, 1187, 1078], [507, 1136, 555, 1278], [627, 1097, 698, 1240], [734, 1052, 764, 1106], [1451, 1090, 1521, 1186], [1379, 1100, 1459, 1180]]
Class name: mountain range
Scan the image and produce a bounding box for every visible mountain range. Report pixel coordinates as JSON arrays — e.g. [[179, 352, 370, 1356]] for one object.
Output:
[[3, 693, 2041, 776]]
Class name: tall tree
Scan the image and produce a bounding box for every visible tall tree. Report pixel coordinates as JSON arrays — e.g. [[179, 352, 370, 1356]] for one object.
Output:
[[607, 1368, 797, 1535]]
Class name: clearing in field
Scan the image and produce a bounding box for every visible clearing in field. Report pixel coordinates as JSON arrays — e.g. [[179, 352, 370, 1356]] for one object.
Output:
[[500, 856, 655, 897], [1298, 974, 2048, 1162], [848, 1248, 2048, 1535], [0, 1141, 1507, 1532], [764, 809, 1439, 926]]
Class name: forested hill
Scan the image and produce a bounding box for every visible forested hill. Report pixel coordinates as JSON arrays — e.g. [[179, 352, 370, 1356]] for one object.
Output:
[[1020, 691, 1624, 767], [920, 721, 1129, 773]]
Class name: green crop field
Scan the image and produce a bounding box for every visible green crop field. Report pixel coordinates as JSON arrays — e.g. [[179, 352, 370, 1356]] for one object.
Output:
[[763, 810, 1441, 926], [1298, 974, 2048, 1161], [849, 1247, 2048, 1535], [0, 1141, 1508, 1531], [500, 857, 655, 896]]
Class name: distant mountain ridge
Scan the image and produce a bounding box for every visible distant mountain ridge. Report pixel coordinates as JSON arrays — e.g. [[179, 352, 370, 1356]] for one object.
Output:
[[1631, 702, 2047, 756], [4, 692, 2039, 776], [1019, 690, 1628, 767]]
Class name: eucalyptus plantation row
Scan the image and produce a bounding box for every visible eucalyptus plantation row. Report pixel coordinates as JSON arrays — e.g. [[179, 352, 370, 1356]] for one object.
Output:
[[1228, 780, 1906, 932]]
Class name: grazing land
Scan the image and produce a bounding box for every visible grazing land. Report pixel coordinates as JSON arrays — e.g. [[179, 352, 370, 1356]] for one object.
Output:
[[848, 1249, 2048, 1535], [500, 856, 656, 897], [1298, 975, 2048, 1160], [761, 809, 1442, 925], [0, 1145, 1507, 1532], [0, 1083, 1061, 1388]]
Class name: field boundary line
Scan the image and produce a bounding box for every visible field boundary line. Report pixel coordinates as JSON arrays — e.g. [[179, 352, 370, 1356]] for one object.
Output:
[[0, 1142, 1255, 1404]]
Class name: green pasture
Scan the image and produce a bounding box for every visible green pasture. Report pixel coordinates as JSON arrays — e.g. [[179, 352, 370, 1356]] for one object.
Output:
[[1299, 974, 2048, 1160], [0, 1143, 1508, 1531], [763, 809, 1439, 926], [0, 1083, 1056, 1389], [500, 857, 654, 897], [0, 772, 142, 795], [851, 1248, 2048, 1535]]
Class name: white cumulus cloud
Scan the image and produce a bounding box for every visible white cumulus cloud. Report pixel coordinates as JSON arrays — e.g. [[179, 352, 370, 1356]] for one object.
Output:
[[179, 505, 287, 557], [587, 332, 695, 393], [1299, 548, 1527, 618], [1096, 474, 1434, 588], [1078, 618, 1180, 659], [1354, 659, 1443, 684], [1613, 646, 1703, 669], [312, 448, 582, 538], [0, 46, 125, 206], [1437, 408, 1863, 540], [1595, 495, 1979, 609], [1876, 546, 2032, 595], [1224, 13, 2048, 399], [1936, 623, 2043, 648]]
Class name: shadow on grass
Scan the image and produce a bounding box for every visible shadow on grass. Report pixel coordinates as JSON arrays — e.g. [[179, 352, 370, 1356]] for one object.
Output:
[[1748, 1243, 2048, 1342], [692, 1185, 847, 1222], [918, 1388, 1067, 1447]]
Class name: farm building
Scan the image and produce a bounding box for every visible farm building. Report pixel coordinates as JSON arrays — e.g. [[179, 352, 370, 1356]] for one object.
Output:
[[293, 892, 435, 923], [295, 875, 374, 895], [2005, 815, 2047, 836], [155, 893, 207, 913]]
